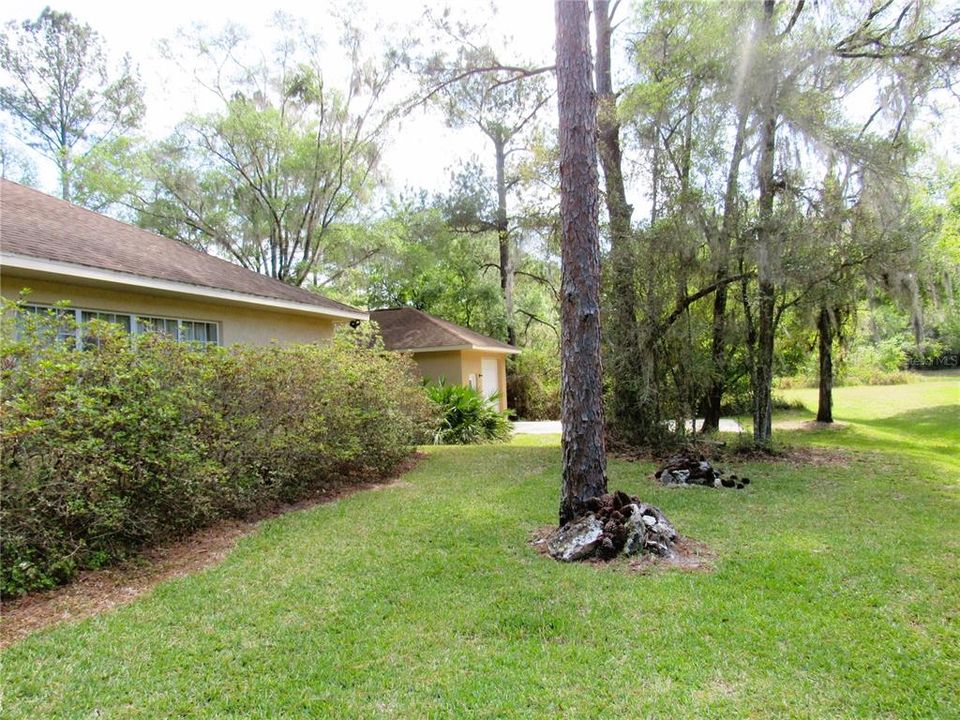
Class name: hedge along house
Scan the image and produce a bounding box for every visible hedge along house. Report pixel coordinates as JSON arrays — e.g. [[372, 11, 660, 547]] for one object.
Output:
[[371, 308, 519, 412], [0, 180, 367, 345]]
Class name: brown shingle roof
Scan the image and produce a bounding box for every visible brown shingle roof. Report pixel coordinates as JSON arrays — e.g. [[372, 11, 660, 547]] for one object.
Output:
[[371, 308, 519, 353], [0, 180, 364, 318]]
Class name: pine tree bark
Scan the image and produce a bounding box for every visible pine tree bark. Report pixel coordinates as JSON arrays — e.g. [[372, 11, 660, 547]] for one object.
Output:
[[816, 305, 834, 423], [556, 0, 607, 526]]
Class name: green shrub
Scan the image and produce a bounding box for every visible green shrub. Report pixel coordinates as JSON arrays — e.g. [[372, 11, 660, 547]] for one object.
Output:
[[506, 350, 560, 420], [778, 333, 923, 389], [772, 394, 806, 411], [425, 382, 512, 444], [0, 303, 433, 597]]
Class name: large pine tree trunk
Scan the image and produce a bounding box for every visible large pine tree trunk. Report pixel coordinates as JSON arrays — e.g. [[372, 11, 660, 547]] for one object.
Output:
[[494, 134, 516, 346], [817, 305, 834, 423], [556, 0, 607, 526]]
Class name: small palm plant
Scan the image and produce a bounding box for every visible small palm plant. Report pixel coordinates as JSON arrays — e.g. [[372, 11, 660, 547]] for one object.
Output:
[[425, 381, 513, 445]]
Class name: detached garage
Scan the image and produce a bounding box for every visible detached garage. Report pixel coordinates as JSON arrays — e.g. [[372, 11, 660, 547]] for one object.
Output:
[[370, 308, 519, 412]]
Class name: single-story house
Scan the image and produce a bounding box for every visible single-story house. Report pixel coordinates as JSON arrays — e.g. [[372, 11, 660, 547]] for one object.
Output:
[[0, 179, 366, 345], [1, 180, 520, 409], [371, 308, 519, 412]]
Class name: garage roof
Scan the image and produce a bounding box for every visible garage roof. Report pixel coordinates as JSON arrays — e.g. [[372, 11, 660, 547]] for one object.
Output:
[[371, 308, 520, 354]]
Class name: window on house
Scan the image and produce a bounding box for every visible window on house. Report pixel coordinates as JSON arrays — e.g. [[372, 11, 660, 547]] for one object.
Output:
[[180, 320, 218, 345], [19, 304, 80, 344], [16, 304, 220, 347], [81, 310, 132, 333], [136, 316, 219, 346], [136, 316, 179, 338]]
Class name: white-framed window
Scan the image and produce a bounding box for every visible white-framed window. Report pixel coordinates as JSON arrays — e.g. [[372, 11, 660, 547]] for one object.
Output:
[[18, 304, 221, 347], [136, 316, 219, 346], [19, 303, 78, 344], [81, 310, 132, 333]]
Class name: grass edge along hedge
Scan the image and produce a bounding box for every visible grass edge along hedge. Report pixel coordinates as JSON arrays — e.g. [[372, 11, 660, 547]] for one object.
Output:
[[0, 303, 434, 598]]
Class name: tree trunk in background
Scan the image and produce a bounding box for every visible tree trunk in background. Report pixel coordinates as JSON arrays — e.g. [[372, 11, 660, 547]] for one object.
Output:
[[593, 0, 649, 442], [752, 0, 778, 447], [556, 0, 607, 526], [59, 147, 71, 202], [817, 305, 834, 423], [493, 133, 516, 346], [702, 45, 754, 432]]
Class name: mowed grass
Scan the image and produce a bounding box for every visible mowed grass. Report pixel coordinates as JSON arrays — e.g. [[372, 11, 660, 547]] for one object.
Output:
[[777, 373, 960, 472], [3, 381, 958, 718]]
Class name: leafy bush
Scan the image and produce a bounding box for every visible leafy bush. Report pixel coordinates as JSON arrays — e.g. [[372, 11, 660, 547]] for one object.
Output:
[[425, 382, 512, 444], [778, 332, 924, 389], [1, 303, 433, 597], [506, 350, 560, 420]]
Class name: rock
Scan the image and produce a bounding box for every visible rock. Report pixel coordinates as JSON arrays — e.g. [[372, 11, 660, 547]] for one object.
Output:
[[547, 514, 605, 562], [655, 452, 752, 491], [644, 535, 675, 557], [547, 493, 681, 563], [622, 512, 648, 555]]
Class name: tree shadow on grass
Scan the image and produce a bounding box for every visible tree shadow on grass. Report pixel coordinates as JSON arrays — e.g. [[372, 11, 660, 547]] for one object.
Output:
[[840, 404, 960, 465]]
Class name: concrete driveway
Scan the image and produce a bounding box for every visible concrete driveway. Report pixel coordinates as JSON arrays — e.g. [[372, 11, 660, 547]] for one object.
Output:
[[513, 420, 563, 434], [513, 418, 744, 434]]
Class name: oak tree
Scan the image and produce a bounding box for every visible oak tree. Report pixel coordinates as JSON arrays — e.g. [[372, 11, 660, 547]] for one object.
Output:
[[0, 8, 144, 201]]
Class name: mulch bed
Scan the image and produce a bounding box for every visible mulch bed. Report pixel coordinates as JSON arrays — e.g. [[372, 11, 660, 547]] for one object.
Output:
[[0, 454, 424, 648]]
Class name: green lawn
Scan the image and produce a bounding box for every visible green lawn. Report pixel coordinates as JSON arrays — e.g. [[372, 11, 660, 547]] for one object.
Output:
[[3, 380, 958, 718], [777, 374, 960, 470]]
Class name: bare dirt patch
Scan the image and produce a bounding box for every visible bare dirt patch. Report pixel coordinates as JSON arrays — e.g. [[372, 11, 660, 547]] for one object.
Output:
[[0, 454, 423, 648], [775, 419, 849, 431], [613, 442, 853, 469]]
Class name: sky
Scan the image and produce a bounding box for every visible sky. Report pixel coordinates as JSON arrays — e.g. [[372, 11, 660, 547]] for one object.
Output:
[[4, 1, 956, 206], [2, 0, 559, 197]]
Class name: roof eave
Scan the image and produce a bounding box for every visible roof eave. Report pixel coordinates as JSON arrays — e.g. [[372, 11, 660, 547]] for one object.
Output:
[[1, 252, 368, 322], [388, 343, 521, 355]]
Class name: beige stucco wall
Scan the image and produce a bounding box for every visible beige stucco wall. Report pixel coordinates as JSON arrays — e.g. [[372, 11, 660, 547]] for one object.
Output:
[[411, 349, 510, 412], [411, 351, 463, 387], [1, 273, 338, 345]]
